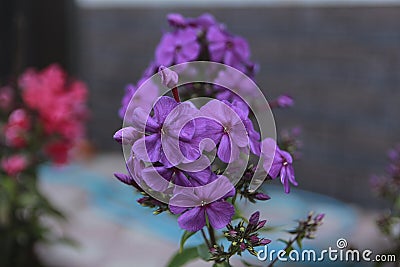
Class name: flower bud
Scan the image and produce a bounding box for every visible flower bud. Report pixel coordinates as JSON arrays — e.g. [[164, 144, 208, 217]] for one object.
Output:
[[249, 211, 260, 225], [259, 238, 271, 245], [254, 192, 271, 201], [1, 155, 28, 176], [113, 127, 142, 145], [159, 66, 178, 88], [276, 94, 294, 108]]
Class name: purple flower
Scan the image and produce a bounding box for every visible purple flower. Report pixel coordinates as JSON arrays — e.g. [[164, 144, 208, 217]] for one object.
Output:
[[261, 138, 298, 193], [196, 99, 249, 163], [269, 94, 295, 109], [141, 165, 212, 192], [132, 96, 201, 167], [155, 28, 200, 66], [119, 80, 158, 121], [169, 176, 235, 232], [227, 100, 261, 156], [207, 26, 250, 69], [159, 66, 178, 88], [213, 68, 257, 102]]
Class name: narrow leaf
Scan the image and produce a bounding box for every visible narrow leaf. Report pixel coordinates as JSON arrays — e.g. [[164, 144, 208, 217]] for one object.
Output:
[[180, 231, 197, 252], [166, 247, 199, 267]]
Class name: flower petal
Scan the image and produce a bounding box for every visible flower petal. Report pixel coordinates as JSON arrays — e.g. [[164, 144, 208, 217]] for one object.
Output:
[[132, 107, 159, 133], [206, 201, 235, 229], [133, 134, 162, 162], [217, 134, 239, 163], [141, 166, 172, 192], [153, 96, 178, 124], [177, 207, 206, 232], [170, 188, 201, 208], [197, 175, 235, 202]]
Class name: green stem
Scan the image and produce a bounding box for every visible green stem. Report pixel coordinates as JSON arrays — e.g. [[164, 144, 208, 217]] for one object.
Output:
[[231, 190, 238, 205], [201, 229, 211, 249], [207, 224, 217, 247]]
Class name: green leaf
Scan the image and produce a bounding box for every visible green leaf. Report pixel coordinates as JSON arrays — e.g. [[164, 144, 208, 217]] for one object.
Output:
[[285, 245, 294, 254], [180, 231, 197, 252], [166, 247, 199, 267], [197, 244, 212, 261], [296, 236, 303, 249], [394, 196, 400, 210]]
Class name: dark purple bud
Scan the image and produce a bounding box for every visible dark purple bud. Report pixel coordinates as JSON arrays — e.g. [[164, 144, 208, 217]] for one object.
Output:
[[159, 66, 178, 88], [249, 235, 259, 243], [315, 213, 325, 222], [137, 197, 147, 205], [114, 172, 141, 190], [259, 238, 271, 245], [249, 211, 260, 225], [257, 220, 267, 229], [254, 192, 271, 201], [276, 95, 294, 108], [167, 13, 187, 27], [114, 172, 133, 185], [240, 242, 246, 251]]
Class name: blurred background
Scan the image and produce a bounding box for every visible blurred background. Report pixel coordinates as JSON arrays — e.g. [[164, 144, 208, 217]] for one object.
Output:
[[1, 0, 399, 266]]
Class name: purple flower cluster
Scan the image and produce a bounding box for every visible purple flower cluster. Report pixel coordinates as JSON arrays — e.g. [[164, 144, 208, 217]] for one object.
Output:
[[114, 14, 301, 263], [119, 13, 259, 119], [115, 71, 297, 231], [116, 92, 257, 231]]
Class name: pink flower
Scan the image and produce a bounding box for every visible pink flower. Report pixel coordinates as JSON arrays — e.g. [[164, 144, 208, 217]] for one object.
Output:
[[17, 64, 89, 164], [4, 109, 30, 148], [1, 155, 28, 176], [19, 64, 88, 142], [44, 141, 71, 165]]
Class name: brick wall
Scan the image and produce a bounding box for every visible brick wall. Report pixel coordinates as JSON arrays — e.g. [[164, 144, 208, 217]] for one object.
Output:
[[76, 6, 400, 205]]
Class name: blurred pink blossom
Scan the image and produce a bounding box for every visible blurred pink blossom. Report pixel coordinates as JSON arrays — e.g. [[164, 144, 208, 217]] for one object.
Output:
[[1, 155, 28, 176]]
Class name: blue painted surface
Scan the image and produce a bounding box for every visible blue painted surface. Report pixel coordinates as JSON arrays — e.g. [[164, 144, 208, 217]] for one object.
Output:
[[39, 164, 358, 266]]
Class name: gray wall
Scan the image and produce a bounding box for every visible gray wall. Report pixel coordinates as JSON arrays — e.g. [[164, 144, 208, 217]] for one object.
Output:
[[77, 6, 400, 206]]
